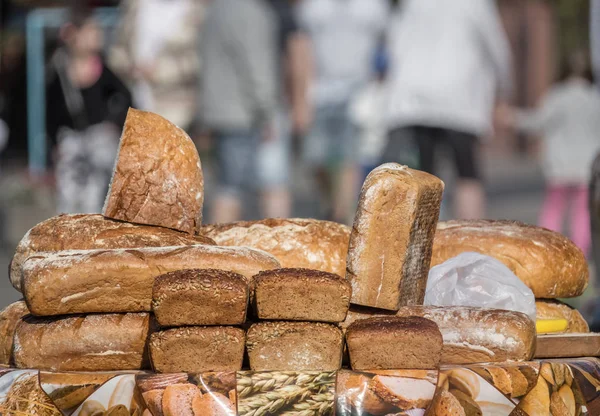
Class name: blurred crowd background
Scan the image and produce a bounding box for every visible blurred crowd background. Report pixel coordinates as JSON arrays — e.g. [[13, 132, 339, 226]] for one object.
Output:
[[0, 0, 599, 314]]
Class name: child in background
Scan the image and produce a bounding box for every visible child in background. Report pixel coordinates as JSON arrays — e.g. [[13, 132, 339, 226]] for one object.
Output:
[[501, 51, 600, 256], [46, 4, 132, 214]]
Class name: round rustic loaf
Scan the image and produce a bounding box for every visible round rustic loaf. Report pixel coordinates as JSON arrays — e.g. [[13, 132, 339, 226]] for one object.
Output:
[[431, 220, 589, 298], [535, 300, 589, 333]]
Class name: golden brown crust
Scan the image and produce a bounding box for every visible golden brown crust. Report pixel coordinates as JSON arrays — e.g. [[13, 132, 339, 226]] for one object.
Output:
[[202, 218, 350, 277], [10, 214, 214, 292], [341, 306, 536, 364], [103, 108, 204, 234], [162, 384, 200, 416], [192, 392, 235, 416], [22, 245, 279, 316], [433, 390, 466, 416], [0, 300, 29, 366], [13, 313, 151, 371], [347, 164, 444, 310], [432, 220, 589, 298], [535, 300, 589, 333]]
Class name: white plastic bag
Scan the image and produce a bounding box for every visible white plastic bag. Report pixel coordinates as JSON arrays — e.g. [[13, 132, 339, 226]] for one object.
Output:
[[424, 252, 536, 320]]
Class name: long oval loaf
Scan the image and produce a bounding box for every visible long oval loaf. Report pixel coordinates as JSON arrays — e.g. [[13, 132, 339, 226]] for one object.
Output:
[[22, 245, 280, 316], [202, 218, 350, 277], [0, 300, 29, 366], [431, 220, 588, 298], [10, 214, 215, 292], [342, 306, 536, 364], [13, 313, 151, 371]]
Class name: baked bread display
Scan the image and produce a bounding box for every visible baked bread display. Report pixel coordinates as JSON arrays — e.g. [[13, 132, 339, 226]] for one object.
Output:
[[13, 313, 151, 371], [246, 322, 343, 371], [152, 269, 249, 327], [347, 164, 444, 310], [22, 245, 279, 316], [103, 108, 204, 234], [149, 327, 245, 373], [345, 316, 443, 370], [0, 300, 29, 366], [10, 214, 214, 292], [254, 268, 351, 322], [202, 218, 350, 277], [342, 306, 536, 364], [431, 220, 589, 298], [535, 300, 589, 333]]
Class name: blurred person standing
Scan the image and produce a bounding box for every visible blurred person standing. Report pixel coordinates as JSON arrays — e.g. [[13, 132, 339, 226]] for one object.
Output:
[[109, 0, 203, 130], [384, 0, 512, 219], [47, 4, 132, 214], [200, 0, 278, 223], [298, 0, 389, 223], [500, 52, 600, 257]]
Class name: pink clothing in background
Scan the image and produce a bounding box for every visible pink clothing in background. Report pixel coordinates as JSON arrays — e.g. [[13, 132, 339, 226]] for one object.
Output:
[[539, 183, 590, 256]]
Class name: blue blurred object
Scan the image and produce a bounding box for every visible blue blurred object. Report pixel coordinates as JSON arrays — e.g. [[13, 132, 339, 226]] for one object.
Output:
[[373, 44, 389, 76]]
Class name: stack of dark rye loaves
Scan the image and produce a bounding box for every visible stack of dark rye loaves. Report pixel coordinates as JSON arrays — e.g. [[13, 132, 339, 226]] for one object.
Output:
[[0, 108, 590, 379]]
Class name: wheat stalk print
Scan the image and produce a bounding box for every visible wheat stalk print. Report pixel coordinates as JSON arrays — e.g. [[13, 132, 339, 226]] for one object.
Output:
[[279, 391, 335, 416]]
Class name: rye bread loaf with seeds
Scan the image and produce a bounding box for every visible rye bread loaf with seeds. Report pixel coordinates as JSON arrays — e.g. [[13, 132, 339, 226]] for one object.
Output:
[[13, 313, 151, 371], [347, 164, 444, 310], [431, 220, 589, 298], [10, 214, 215, 292], [246, 322, 343, 371], [149, 327, 245, 373], [346, 316, 443, 370], [254, 268, 351, 322], [202, 218, 350, 277], [152, 269, 249, 327], [22, 245, 279, 316], [0, 300, 29, 366], [103, 108, 204, 234]]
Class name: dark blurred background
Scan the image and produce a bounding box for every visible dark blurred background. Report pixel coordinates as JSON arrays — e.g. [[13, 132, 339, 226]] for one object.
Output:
[[0, 0, 597, 315]]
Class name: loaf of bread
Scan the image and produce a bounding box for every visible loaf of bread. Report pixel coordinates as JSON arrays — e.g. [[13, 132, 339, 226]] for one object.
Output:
[[149, 327, 245, 373], [103, 108, 204, 234], [22, 245, 279, 316], [347, 164, 444, 310], [255, 268, 351, 322], [152, 269, 249, 326], [536, 300, 589, 333], [202, 218, 350, 277], [346, 316, 443, 370], [13, 313, 151, 371], [431, 220, 589, 298], [0, 300, 29, 366], [246, 322, 343, 371], [342, 305, 536, 364], [10, 214, 215, 292]]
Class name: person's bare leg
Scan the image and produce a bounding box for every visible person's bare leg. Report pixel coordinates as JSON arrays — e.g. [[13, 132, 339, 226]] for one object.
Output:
[[262, 187, 292, 218], [211, 194, 242, 223], [333, 163, 360, 224], [454, 179, 486, 220]]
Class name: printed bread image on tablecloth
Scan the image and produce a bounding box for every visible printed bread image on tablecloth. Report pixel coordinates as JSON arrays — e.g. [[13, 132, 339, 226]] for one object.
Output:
[[68, 374, 141, 416], [136, 372, 236, 416], [237, 371, 335, 416], [40, 372, 117, 415], [336, 369, 438, 415], [0, 370, 61, 415]]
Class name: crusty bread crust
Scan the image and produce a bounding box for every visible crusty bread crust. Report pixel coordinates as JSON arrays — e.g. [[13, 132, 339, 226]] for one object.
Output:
[[0, 300, 29, 366], [103, 108, 204, 234], [202, 218, 350, 277], [432, 220, 589, 298], [10, 214, 214, 291], [346, 164, 444, 310], [535, 300, 589, 333], [13, 313, 151, 371]]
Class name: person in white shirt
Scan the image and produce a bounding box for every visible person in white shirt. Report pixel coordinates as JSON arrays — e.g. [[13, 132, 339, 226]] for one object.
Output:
[[299, 0, 389, 222], [384, 0, 512, 219]]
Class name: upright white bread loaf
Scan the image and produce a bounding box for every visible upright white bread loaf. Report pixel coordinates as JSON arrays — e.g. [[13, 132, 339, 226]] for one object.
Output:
[[0, 300, 29, 366], [10, 214, 215, 291], [22, 245, 279, 316], [347, 164, 444, 310], [103, 108, 204, 234], [345, 316, 443, 370], [246, 322, 343, 371], [431, 220, 589, 298], [13, 313, 151, 371], [341, 306, 536, 364], [202, 218, 350, 277]]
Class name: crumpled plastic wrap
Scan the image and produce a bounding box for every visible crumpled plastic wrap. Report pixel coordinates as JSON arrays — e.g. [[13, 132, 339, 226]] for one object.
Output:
[[424, 252, 536, 321]]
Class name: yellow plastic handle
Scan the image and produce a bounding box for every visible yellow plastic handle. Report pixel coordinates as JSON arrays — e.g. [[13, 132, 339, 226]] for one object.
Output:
[[536, 319, 569, 334]]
